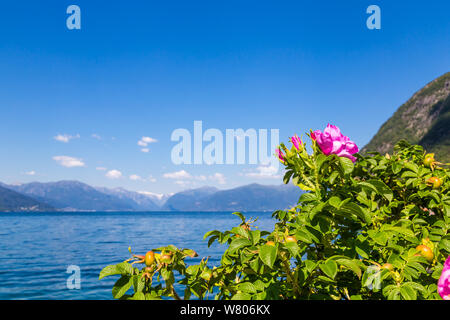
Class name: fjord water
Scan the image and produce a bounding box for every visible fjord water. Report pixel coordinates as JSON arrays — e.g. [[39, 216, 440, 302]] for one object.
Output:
[[0, 211, 275, 300]]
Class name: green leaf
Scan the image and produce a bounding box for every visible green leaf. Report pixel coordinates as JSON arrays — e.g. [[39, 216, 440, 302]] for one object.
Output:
[[439, 238, 450, 253], [285, 241, 300, 258], [207, 235, 218, 247], [253, 280, 266, 291], [339, 202, 372, 224], [132, 275, 145, 293], [131, 292, 146, 300], [237, 282, 257, 294], [116, 262, 133, 275], [203, 230, 221, 240], [303, 225, 323, 243], [400, 284, 417, 300], [295, 230, 313, 244], [354, 237, 370, 259], [339, 157, 354, 174], [250, 230, 261, 245], [99, 264, 120, 280], [329, 171, 339, 184], [228, 238, 252, 253], [232, 211, 246, 222], [335, 258, 362, 278], [319, 260, 338, 279], [231, 226, 249, 239], [182, 249, 198, 257], [160, 269, 174, 284], [382, 225, 415, 238], [112, 276, 133, 299], [231, 292, 252, 300], [328, 196, 341, 208], [186, 265, 200, 276], [309, 202, 326, 220], [305, 260, 318, 273], [299, 192, 317, 203], [283, 170, 294, 184], [316, 153, 328, 171], [359, 180, 393, 202], [259, 244, 278, 268]]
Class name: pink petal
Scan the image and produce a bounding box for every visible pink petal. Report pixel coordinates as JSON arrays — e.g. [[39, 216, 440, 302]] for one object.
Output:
[[324, 124, 344, 141], [344, 141, 359, 154], [315, 131, 333, 155]]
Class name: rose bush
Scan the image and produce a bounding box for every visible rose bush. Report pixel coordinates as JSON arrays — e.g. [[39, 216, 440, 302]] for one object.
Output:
[[100, 125, 450, 300]]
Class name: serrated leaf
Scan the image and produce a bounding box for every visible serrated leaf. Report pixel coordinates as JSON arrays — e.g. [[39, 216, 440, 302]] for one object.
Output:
[[339, 202, 372, 224], [231, 292, 252, 300], [359, 180, 393, 202], [328, 196, 341, 208], [116, 262, 133, 275], [237, 282, 257, 294], [231, 226, 249, 239], [285, 241, 300, 258], [99, 264, 120, 280], [339, 157, 354, 174], [133, 275, 145, 293], [259, 244, 277, 268], [228, 238, 252, 253], [319, 260, 337, 279], [400, 284, 417, 300], [112, 276, 133, 299], [203, 230, 221, 240], [131, 292, 146, 300], [335, 258, 362, 278], [250, 230, 261, 245], [232, 212, 246, 222]]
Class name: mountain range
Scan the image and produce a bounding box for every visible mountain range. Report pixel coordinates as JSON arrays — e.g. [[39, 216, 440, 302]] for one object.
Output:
[[362, 72, 450, 162], [0, 181, 301, 212], [2, 72, 448, 212], [0, 185, 55, 212]]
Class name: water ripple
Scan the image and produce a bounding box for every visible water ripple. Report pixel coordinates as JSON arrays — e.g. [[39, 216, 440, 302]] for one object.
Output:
[[0, 211, 275, 299]]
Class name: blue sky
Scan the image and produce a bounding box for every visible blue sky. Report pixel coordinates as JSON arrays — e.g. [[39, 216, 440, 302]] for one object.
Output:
[[0, 1, 449, 194]]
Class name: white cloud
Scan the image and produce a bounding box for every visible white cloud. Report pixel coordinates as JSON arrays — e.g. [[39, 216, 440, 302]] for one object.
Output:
[[141, 136, 157, 144], [148, 175, 157, 183], [129, 174, 143, 181], [91, 134, 102, 140], [137, 136, 157, 150], [106, 169, 122, 179], [195, 175, 207, 181], [96, 167, 107, 171], [24, 170, 36, 176], [53, 155, 85, 168], [209, 173, 226, 185], [54, 134, 80, 143], [163, 170, 192, 179], [244, 165, 281, 179]]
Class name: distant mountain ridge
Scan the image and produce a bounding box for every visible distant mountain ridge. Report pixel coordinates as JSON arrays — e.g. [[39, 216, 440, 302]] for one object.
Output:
[[95, 187, 161, 211], [0, 181, 301, 212], [163, 184, 300, 212], [362, 72, 450, 162], [0, 185, 55, 212], [6, 181, 136, 211]]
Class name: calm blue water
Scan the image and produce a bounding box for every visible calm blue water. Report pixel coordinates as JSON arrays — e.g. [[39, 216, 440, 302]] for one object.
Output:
[[0, 211, 275, 300]]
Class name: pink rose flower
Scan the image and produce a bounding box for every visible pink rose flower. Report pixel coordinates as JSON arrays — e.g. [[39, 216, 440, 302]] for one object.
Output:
[[276, 148, 285, 162], [313, 124, 359, 163], [438, 256, 450, 300], [291, 135, 302, 150]]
